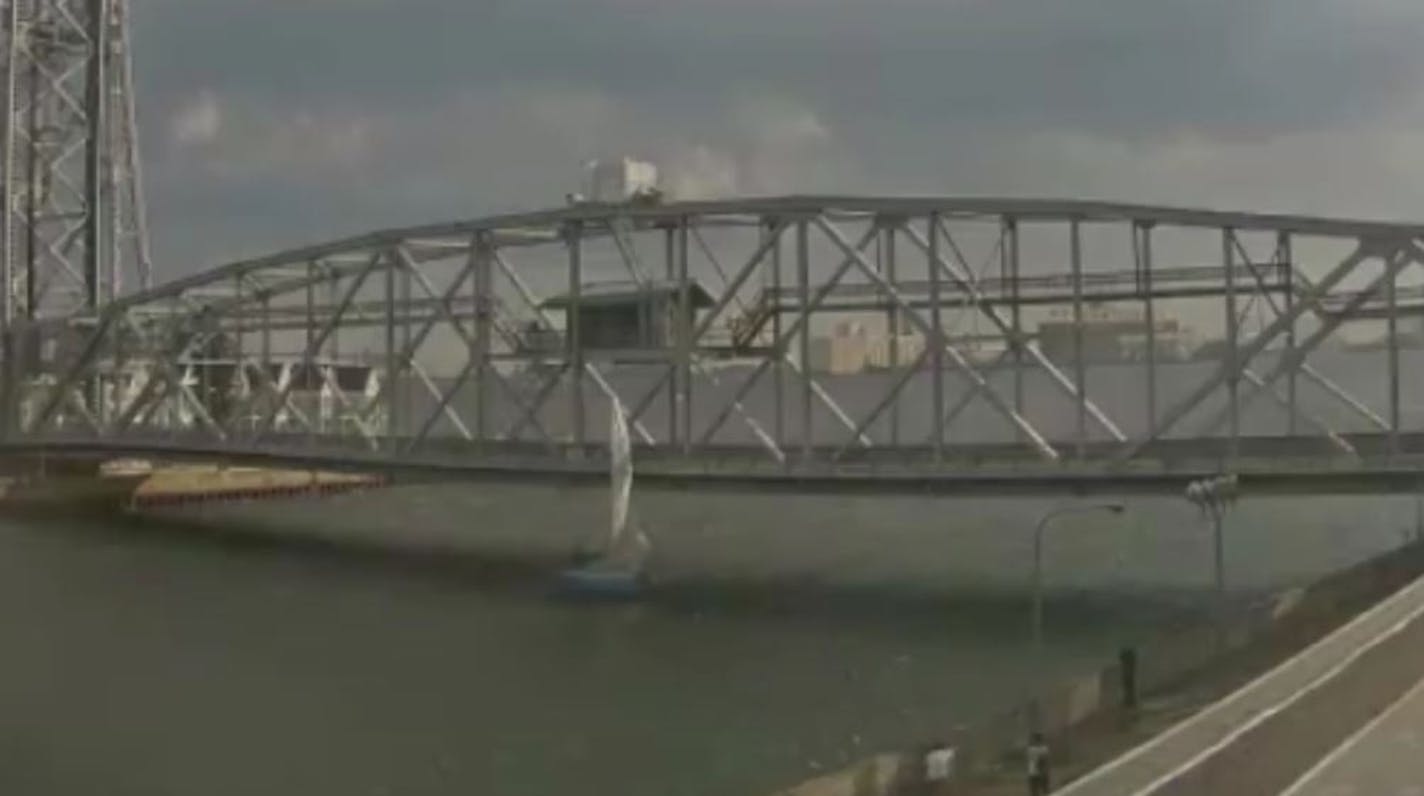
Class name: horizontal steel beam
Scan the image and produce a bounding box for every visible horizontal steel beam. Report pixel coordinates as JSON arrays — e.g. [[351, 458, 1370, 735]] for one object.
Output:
[[14, 436, 1424, 498], [107, 197, 1424, 310]]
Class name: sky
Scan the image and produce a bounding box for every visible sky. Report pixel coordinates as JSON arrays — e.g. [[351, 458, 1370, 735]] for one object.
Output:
[[133, 0, 1424, 277]]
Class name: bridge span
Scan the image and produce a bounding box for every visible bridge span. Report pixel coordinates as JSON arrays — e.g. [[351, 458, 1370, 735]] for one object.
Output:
[[5, 195, 1424, 495], [12, 431, 1424, 499]]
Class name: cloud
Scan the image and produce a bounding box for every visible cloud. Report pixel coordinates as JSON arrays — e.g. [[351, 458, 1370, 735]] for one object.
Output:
[[517, 87, 620, 151], [164, 95, 377, 180], [665, 146, 739, 200], [145, 85, 850, 266], [732, 95, 830, 146], [130, 0, 1424, 272], [169, 91, 221, 146]]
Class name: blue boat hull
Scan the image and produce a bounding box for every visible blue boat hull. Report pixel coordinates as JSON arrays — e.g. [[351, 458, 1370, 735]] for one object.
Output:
[[557, 567, 646, 599]]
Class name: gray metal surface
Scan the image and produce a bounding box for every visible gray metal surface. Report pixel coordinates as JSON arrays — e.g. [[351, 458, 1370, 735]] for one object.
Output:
[[4, 195, 1424, 491], [0, 0, 150, 323]]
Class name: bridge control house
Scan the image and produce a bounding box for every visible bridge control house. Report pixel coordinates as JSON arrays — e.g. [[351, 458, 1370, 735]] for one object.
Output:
[[540, 281, 714, 357]]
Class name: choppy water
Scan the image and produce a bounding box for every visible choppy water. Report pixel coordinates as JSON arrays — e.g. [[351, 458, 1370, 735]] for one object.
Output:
[[0, 487, 1416, 796]]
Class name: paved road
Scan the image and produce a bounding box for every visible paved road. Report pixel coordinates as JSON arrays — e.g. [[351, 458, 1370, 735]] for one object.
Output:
[[1279, 672, 1424, 796], [1144, 583, 1424, 795], [1057, 571, 1424, 796]]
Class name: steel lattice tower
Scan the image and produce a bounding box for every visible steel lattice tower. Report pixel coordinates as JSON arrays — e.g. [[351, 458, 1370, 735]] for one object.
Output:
[[0, 0, 150, 325]]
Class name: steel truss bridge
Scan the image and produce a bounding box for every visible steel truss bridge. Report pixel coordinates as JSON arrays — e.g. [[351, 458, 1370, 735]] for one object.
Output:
[[5, 196, 1424, 496]]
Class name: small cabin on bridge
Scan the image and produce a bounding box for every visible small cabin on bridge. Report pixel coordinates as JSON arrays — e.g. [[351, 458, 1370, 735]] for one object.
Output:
[[540, 280, 714, 352]]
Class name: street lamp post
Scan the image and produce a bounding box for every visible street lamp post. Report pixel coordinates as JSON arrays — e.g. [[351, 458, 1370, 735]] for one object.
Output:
[[1031, 502, 1126, 730], [1185, 474, 1240, 649]]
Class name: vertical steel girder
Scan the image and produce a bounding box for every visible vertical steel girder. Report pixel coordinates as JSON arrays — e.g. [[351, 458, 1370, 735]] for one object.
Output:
[[795, 218, 812, 460], [1136, 222, 1158, 435], [252, 255, 380, 439], [928, 214, 945, 460], [899, 221, 1127, 443], [817, 216, 1058, 460], [1202, 231, 1373, 447], [1129, 240, 1380, 455], [696, 218, 878, 452], [0, 0, 149, 324], [1192, 243, 1420, 440], [1070, 220, 1087, 456]]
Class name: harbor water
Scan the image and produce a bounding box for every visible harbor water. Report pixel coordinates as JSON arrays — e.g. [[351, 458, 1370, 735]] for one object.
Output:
[[0, 485, 1416, 796]]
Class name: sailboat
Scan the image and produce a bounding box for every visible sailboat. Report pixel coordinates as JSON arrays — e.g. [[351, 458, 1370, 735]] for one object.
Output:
[[558, 398, 652, 598]]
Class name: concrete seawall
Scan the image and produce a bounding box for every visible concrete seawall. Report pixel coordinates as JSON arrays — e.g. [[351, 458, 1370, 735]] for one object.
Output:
[[124, 479, 1414, 600], [771, 537, 1424, 796]]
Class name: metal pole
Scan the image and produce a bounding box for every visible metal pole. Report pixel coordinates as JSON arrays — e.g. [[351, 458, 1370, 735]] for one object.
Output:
[[107, 45, 121, 305], [798, 218, 812, 463], [473, 233, 492, 442], [771, 219, 786, 452], [83, 0, 109, 314], [678, 218, 693, 454], [328, 266, 340, 363], [384, 253, 397, 449], [116, 2, 151, 292], [228, 274, 243, 432], [1387, 249, 1401, 455], [884, 220, 900, 446], [1223, 230, 1240, 459], [665, 224, 677, 446], [1006, 218, 1024, 425], [567, 222, 585, 450], [1281, 233, 1297, 437], [0, 0, 18, 326], [1187, 475, 1236, 652], [1071, 220, 1087, 456], [22, 29, 37, 322], [929, 214, 944, 461], [1140, 223, 1158, 433], [261, 291, 271, 435], [306, 261, 316, 439], [1031, 502, 1125, 731], [399, 257, 413, 442]]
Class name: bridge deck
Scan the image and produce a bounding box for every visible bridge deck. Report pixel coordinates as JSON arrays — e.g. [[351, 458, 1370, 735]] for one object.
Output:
[[15, 431, 1424, 497]]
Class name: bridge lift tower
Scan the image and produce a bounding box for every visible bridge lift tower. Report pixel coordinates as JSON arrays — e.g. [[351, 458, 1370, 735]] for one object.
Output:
[[0, 0, 150, 435], [0, 0, 149, 324]]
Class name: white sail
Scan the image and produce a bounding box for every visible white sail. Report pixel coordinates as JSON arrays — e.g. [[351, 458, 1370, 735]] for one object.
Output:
[[609, 397, 633, 551]]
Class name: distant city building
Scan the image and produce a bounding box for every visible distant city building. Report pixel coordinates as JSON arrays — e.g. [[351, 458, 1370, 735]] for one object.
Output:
[[810, 308, 1194, 374], [1341, 315, 1424, 351], [810, 322, 870, 374], [810, 321, 1002, 374], [1037, 307, 1194, 364]]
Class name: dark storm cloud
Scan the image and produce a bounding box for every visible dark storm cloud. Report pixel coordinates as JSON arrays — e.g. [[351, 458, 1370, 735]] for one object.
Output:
[[130, 0, 1424, 269], [136, 0, 1423, 137]]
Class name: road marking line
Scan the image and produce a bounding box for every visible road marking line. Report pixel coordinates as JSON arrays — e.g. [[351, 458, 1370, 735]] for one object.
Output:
[[1056, 570, 1424, 796], [1122, 604, 1424, 796], [1274, 668, 1424, 796]]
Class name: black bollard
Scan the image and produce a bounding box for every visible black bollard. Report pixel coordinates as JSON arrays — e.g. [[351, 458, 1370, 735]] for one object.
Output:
[[1119, 647, 1139, 710]]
